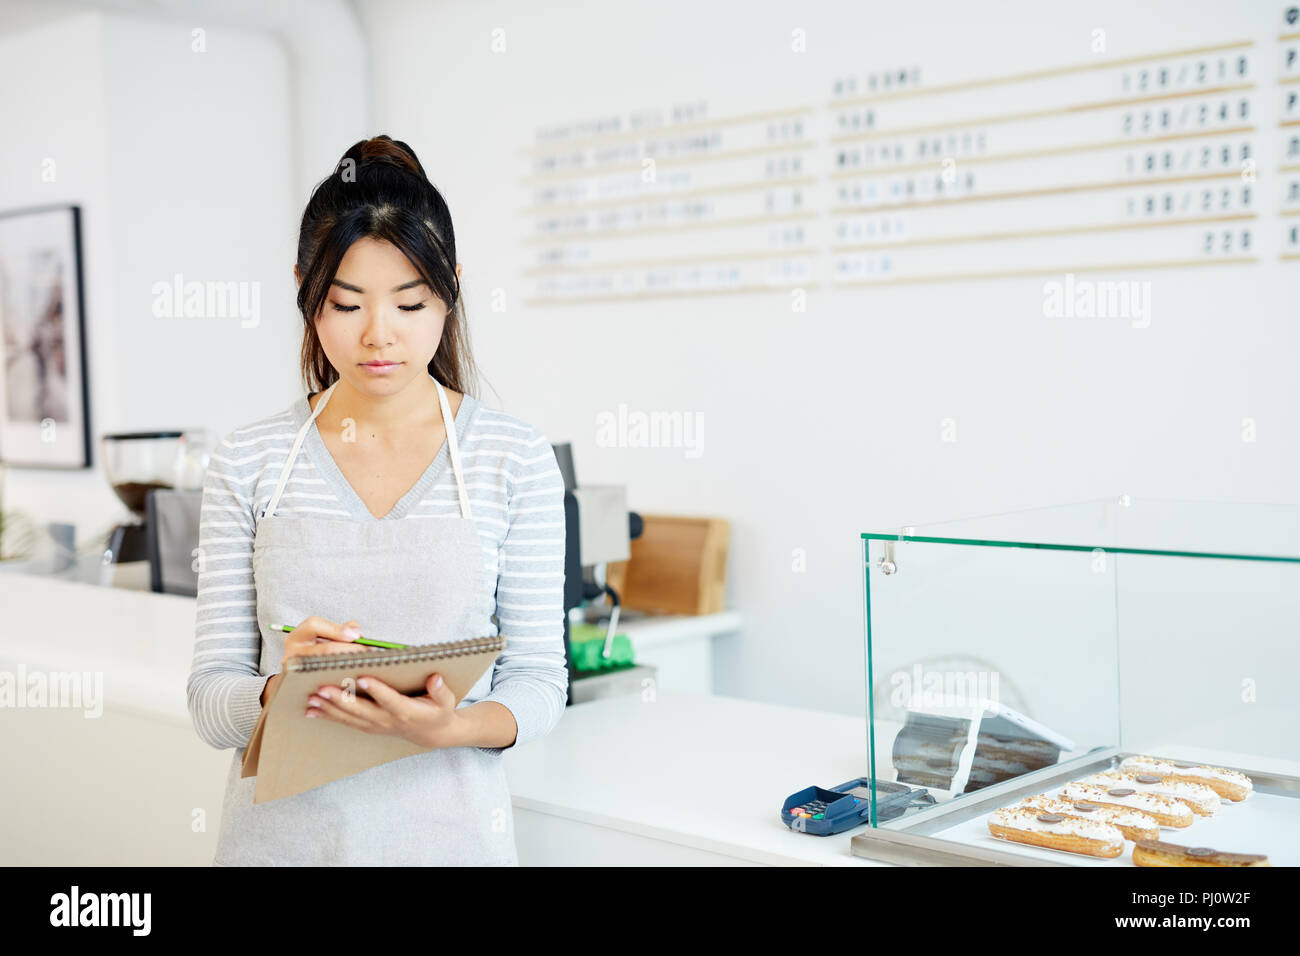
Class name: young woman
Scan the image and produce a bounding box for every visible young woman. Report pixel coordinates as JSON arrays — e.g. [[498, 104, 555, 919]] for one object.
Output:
[[186, 135, 568, 865]]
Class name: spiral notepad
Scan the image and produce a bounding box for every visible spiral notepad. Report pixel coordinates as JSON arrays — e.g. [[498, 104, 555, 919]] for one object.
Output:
[[241, 635, 506, 803]]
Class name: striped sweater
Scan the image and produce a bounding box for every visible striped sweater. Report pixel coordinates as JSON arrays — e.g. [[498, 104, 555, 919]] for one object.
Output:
[[185, 389, 569, 756]]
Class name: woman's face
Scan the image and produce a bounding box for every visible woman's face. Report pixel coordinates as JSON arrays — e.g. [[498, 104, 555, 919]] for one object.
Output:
[[299, 236, 461, 398]]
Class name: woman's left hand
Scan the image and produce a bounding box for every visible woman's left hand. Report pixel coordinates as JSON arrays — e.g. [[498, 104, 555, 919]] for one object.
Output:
[[306, 672, 461, 749]]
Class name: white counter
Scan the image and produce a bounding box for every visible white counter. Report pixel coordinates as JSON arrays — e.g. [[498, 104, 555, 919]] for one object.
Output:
[[504, 690, 885, 866], [0, 573, 883, 865], [0, 570, 198, 723]]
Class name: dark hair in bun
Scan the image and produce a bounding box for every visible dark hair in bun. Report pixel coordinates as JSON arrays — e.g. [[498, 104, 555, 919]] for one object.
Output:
[[295, 134, 477, 396]]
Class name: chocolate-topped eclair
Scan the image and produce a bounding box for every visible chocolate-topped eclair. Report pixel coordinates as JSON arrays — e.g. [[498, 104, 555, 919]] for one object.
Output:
[[1132, 839, 1270, 867]]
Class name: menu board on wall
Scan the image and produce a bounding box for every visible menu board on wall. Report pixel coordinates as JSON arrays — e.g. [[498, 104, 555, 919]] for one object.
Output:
[[521, 102, 816, 303], [521, 7, 1300, 305]]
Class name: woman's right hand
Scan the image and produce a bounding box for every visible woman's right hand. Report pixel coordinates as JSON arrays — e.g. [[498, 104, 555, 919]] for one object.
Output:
[[262, 616, 366, 706]]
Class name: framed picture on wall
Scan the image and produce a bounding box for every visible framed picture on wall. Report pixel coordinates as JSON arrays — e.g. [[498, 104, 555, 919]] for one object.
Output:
[[0, 204, 91, 468]]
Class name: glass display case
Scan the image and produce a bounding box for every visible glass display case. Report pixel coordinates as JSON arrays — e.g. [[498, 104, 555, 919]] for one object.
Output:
[[851, 496, 1300, 866]]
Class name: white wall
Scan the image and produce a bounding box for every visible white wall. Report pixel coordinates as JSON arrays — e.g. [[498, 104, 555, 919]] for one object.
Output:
[[0, 6, 324, 548], [99, 12, 299, 431], [0, 10, 120, 542], [356, 0, 1300, 721]]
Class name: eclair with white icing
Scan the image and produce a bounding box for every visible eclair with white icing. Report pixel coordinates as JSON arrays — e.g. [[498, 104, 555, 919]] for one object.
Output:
[[987, 806, 1124, 858], [1083, 771, 1219, 817], [1061, 781, 1194, 828], [1118, 755, 1252, 802], [1018, 793, 1159, 842]]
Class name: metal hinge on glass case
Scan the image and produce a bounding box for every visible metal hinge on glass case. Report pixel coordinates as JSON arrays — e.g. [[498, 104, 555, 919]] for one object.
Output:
[[877, 540, 897, 575]]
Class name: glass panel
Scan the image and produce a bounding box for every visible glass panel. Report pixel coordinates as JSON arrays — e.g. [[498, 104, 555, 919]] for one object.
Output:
[[863, 535, 1120, 827], [1115, 552, 1300, 774], [865, 496, 1300, 562]]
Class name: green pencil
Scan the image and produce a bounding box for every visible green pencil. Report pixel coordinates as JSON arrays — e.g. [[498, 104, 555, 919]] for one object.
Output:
[[266, 623, 409, 649]]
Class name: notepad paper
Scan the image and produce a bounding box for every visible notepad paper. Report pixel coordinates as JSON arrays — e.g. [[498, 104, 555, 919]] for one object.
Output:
[[241, 636, 505, 803]]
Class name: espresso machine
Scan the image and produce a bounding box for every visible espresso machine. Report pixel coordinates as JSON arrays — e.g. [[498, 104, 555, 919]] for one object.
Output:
[[552, 443, 653, 705]]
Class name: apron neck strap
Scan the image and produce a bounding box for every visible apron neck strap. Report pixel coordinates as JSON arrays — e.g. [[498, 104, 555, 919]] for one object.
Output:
[[261, 377, 471, 520], [262, 381, 337, 518], [434, 377, 473, 520]]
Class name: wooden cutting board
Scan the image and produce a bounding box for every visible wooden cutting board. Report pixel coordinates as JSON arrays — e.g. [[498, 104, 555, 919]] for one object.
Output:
[[605, 514, 729, 615]]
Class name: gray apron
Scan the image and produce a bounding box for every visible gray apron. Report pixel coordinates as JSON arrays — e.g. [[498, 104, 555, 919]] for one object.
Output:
[[212, 375, 518, 866]]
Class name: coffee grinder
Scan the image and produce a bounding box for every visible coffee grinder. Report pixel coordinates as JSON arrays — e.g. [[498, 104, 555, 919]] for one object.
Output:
[[101, 429, 210, 566]]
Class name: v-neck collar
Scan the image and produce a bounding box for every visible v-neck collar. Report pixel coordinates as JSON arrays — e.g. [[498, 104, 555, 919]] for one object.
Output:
[[295, 386, 477, 522]]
